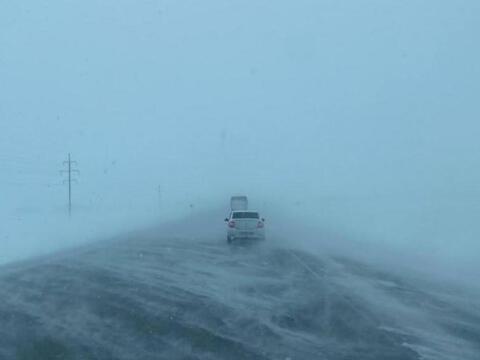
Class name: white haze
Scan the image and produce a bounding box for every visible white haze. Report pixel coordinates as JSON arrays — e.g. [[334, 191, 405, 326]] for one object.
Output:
[[1, 0, 480, 281]]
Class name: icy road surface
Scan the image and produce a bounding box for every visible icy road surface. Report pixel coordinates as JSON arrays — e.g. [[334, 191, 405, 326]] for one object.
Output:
[[0, 227, 479, 359]]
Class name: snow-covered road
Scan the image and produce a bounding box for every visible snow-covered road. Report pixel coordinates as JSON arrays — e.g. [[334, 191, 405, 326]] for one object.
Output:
[[0, 225, 479, 359]]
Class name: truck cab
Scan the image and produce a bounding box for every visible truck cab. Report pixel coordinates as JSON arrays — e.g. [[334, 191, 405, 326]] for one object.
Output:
[[230, 196, 248, 211]]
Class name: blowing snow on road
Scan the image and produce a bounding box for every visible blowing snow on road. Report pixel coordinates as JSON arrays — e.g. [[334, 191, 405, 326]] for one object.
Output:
[[1, 214, 479, 360]]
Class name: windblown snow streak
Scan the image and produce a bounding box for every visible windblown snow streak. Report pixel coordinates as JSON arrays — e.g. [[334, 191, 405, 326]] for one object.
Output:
[[0, 229, 479, 360]]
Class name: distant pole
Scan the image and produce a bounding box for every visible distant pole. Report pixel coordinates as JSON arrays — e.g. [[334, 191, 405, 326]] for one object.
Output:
[[189, 203, 194, 217], [68, 153, 71, 216], [158, 185, 162, 211], [61, 153, 79, 217]]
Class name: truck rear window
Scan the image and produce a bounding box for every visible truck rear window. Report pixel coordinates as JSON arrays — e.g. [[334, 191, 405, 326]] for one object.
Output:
[[232, 212, 259, 219]]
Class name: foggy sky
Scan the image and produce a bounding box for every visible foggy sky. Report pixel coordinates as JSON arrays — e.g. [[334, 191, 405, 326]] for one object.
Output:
[[1, 1, 480, 268]]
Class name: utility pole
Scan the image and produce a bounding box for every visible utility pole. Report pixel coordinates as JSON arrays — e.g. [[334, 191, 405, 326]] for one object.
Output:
[[158, 185, 162, 211], [189, 203, 195, 218], [61, 153, 79, 216]]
